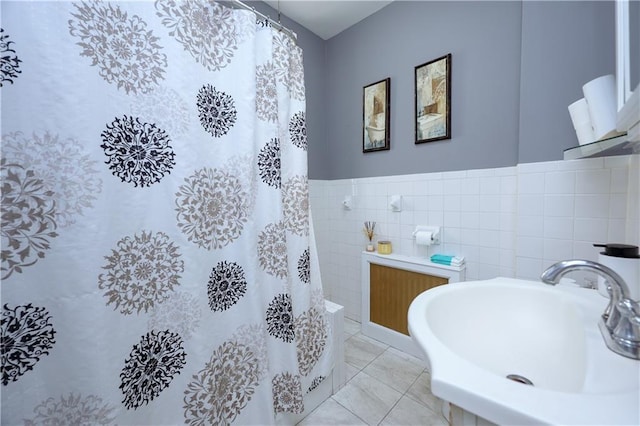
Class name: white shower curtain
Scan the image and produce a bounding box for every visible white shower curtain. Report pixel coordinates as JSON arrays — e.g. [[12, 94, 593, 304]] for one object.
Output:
[[1, 1, 332, 424]]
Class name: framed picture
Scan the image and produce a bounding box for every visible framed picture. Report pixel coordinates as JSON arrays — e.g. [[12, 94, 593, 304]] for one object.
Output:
[[363, 78, 390, 152], [415, 54, 451, 144]]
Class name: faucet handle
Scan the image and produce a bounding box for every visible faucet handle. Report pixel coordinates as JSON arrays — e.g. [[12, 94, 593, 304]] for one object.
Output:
[[616, 299, 640, 325], [606, 298, 640, 357]]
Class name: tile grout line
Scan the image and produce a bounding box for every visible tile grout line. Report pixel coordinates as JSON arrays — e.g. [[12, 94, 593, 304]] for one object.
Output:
[[329, 395, 371, 425], [377, 355, 444, 425], [325, 324, 446, 426], [345, 335, 434, 425], [342, 334, 394, 425]]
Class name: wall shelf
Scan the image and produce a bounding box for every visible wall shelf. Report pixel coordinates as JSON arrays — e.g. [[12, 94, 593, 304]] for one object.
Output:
[[563, 132, 639, 160]]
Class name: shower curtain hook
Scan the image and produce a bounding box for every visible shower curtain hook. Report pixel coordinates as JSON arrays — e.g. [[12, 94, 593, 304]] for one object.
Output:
[[277, 0, 281, 24]]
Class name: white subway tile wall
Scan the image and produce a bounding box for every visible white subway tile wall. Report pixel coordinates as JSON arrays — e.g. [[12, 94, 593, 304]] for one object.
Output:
[[310, 155, 640, 321]]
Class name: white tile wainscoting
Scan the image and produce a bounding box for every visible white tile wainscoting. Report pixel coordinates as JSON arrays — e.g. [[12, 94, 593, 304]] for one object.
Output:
[[310, 155, 640, 321]]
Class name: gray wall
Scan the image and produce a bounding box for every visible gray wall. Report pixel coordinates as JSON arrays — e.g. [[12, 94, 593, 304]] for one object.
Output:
[[258, 1, 615, 180], [325, 1, 615, 179], [325, 1, 523, 180], [518, 1, 614, 164]]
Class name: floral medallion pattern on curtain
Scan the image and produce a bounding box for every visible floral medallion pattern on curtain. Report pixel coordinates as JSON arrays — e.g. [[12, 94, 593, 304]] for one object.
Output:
[[0, 28, 22, 86], [1, 1, 331, 424], [68, 1, 168, 94]]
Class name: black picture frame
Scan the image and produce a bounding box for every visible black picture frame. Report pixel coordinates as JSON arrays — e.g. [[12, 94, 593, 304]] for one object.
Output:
[[415, 54, 451, 144], [363, 78, 391, 152]]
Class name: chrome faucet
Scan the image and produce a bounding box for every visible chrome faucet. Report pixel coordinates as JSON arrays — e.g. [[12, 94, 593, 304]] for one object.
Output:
[[541, 259, 640, 360]]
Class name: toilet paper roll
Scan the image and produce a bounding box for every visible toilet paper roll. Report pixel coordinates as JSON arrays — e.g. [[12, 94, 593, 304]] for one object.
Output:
[[583, 75, 617, 140], [574, 121, 595, 145], [568, 98, 592, 127], [415, 231, 433, 246]]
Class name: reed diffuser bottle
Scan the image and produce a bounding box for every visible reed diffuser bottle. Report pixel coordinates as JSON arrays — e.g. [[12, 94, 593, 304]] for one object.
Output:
[[363, 221, 376, 252]]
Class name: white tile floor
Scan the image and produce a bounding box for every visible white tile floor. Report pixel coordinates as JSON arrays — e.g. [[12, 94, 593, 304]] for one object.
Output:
[[298, 318, 448, 426]]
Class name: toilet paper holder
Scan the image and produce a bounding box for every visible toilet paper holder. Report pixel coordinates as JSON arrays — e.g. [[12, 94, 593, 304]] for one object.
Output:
[[413, 226, 440, 245]]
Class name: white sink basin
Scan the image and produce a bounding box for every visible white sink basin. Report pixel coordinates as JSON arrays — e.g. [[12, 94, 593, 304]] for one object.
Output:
[[408, 277, 640, 425]]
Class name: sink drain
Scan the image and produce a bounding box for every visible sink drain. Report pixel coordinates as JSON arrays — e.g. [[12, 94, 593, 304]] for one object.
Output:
[[506, 374, 534, 386]]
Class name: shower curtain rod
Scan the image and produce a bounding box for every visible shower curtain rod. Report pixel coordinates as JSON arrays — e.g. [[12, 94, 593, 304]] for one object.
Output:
[[227, 0, 298, 43]]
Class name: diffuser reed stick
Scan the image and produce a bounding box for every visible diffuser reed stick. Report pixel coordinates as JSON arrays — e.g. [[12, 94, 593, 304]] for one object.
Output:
[[363, 221, 376, 242]]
